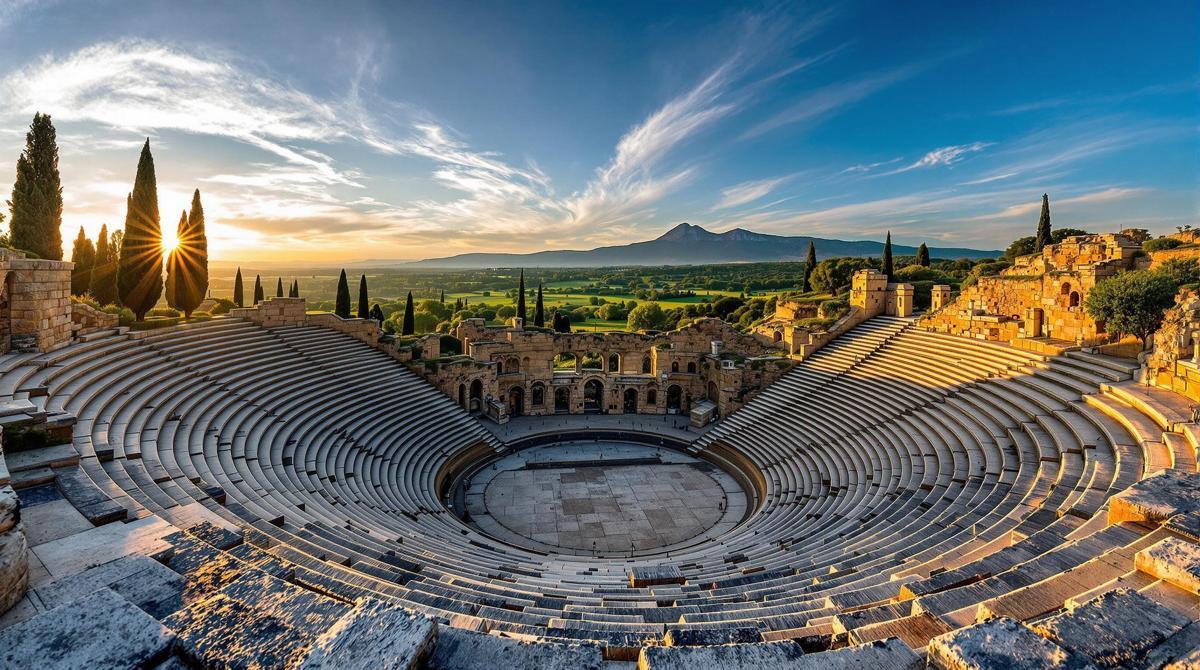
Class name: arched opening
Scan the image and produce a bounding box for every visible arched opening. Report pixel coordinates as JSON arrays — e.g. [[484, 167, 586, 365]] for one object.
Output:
[[583, 379, 604, 414], [608, 353, 620, 372], [554, 386, 570, 413], [508, 386, 525, 417], [507, 357, 520, 373], [773, 330, 782, 342], [623, 388, 638, 413], [707, 381, 718, 403], [458, 383, 466, 409], [641, 355, 651, 374], [469, 379, 483, 413], [1069, 291, 1080, 308], [1060, 282, 1072, 295], [647, 388, 657, 406], [687, 361, 697, 374], [666, 385, 682, 413], [496, 360, 504, 375], [554, 352, 577, 372], [581, 351, 603, 371], [531, 382, 545, 407], [671, 361, 679, 373]]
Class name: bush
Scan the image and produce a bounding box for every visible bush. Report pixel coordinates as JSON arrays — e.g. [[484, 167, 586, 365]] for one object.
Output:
[[818, 296, 849, 320], [1144, 237, 1184, 252], [627, 302, 671, 331], [1156, 258, 1200, 287], [1085, 270, 1177, 343], [148, 306, 180, 318], [208, 298, 235, 315]]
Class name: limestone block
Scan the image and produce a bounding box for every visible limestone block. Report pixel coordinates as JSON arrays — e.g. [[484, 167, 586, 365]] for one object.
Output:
[[0, 486, 18, 534], [1109, 470, 1200, 524], [300, 599, 436, 670], [426, 627, 602, 670], [0, 525, 27, 614], [33, 553, 184, 619], [1032, 588, 1189, 668], [0, 587, 175, 670], [1166, 647, 1200, 670], [927, 617, 1092, 670], [1136, 537, 1200, 595], [639, 640, 807, 669]]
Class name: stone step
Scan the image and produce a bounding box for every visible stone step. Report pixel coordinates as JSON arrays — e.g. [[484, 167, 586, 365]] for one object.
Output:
[[299, 599, 436, 669], [1031, 588, 1191, 668], [2, 444, 79, 473], [1136, 537, 1200, 595]]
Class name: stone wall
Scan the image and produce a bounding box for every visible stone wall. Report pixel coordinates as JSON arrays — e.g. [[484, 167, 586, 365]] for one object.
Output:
[[1145, 289, 1200, 402], [70, 301, 119, 338], [0, 250, 74, 353]]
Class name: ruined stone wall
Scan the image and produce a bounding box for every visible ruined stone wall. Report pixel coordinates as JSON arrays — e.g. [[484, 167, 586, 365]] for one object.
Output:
[[70, 301, 119, 338], [1146, 289, 1200, 402], [0, 251, 74, 353]]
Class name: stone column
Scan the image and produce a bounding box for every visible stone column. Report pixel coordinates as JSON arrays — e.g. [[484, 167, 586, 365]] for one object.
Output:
[[931, 285, 951, 311], [892, 283, 914, 318]]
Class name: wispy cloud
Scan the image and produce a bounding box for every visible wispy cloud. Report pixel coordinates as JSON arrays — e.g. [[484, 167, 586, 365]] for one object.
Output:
[[885, 141, 991, 174], [841, 157, 902, 174], [711, 175, 793, 210], [966, 186, 1150, 220]]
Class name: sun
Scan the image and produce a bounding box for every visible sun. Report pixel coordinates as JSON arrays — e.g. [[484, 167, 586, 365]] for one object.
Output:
[[162, 231, 180, 254]]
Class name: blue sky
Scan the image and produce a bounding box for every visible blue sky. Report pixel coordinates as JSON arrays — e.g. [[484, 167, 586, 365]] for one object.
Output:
[[0, 0, 1195, 261]]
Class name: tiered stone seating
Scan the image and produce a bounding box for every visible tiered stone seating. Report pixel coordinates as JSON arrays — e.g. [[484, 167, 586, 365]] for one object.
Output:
[[1, 313, 1197, 667]]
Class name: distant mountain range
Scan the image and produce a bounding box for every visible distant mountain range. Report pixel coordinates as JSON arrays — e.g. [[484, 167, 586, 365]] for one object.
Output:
[[395, 223, 999, 269]]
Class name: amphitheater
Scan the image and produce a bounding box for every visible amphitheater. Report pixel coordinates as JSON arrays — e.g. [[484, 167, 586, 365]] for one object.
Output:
[[0, 256, 1198, 668]]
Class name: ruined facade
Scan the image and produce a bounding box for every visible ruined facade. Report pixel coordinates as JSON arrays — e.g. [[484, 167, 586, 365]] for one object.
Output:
[[0, 249, 78, 354], [922, 232, 1147, 351]]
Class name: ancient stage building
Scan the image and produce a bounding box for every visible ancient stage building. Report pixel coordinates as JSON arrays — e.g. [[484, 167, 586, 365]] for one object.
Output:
[[419, 317, 792, 423]]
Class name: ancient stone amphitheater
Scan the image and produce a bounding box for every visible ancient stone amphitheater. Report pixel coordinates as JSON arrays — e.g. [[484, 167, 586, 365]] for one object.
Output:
[[0, 308, 1199, 668]]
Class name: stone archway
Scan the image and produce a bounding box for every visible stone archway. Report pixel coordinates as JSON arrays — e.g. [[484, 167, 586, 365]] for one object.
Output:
[[469, 379, 483, 413], [458, 384, 466, 410], [508, 386, 525, 417], [707, 381, 718, 403], [667, 385, 682, 413], [554, 387, 570, 413], [583, 379, 604, 414], [623, 388, 638, 413]]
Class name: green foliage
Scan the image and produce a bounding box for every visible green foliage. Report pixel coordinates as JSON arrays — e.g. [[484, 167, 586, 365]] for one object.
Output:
[[712, 296, 744, 319], [208, 297, 234, 315], [818, 295, 849, 320], [8, 113, 64, 260], [882, 231, 893, 279], [496, 305, 516, 319], [534, 283, 545, 327], [894, 264, 952, 283], [1035, 193, 1051, 251], [627, 302, 670, 331], [917, 242, 930, 267], [175, 189, 209, 317], [335, 269, 351, 318], [69, 226, 95, 295], [402, 291, 415, 334], [253, 275, 264, 304], [1155, 258, 1200, 287], [357, 274, 369, 319], [1144, 237, 1184, 252], [88, 224, 118, 305], [1005, 235, 1036, 259], [1085, 270, 1177, 343], [117, 140, 163, 320], [233, 267, 244, 308], [803, 240, 817, 292], [810, 257, 873, 294], [439, 334, 463, 355], [516, 269, 526, 321], [164, 210, 186, 310]]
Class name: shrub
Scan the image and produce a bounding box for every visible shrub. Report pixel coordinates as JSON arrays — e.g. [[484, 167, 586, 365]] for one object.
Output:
[[1144, 237, 1184, 252], [1085, 270, 1177, 344], [208, 298, 235, 315], [148, 306, 180, 318]]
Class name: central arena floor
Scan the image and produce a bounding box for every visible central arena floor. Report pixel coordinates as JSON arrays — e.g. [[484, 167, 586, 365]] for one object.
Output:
[[461, 440, 747, 556]]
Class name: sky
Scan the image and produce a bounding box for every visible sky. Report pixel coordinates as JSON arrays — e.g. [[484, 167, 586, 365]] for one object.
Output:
[[0, 0, 1196, 263]]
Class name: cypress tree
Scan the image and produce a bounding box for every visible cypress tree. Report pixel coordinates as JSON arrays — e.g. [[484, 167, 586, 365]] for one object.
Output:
[[402, 291, 415, 335], [357, 274, 369, 319], [253, 275, 264, 304], [289, 279, 299, 298], [1034, 193, 1052, 251], [89, 224, 117, 304], [440, 290, 445, 303], [370, 303, 384, 323], [334, 269, 351, 318], [69, 227, 95, 295], [917, 242, 930, 267], [117, 140, 162, 320], [803, 241, 817, 292], [882, 231, 894, 280], [516, 269, 526, 322], [8, 113, 63, 260], [174, 189, 208, 317], [275, 277, 283, 298], [164, 210, 186, 310], [233, 267, 244, 307], [534, 283, 545, 327]]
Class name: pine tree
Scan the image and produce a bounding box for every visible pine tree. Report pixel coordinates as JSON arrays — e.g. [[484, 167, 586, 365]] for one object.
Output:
[[334, 269, 351, 318], [7, 113, 63, 260], [534, 283, 545, 327], [164, 210, 186, 310], [233, 267, 244, 308], [275, 277, 283, 298], [803, 241, 817, 292], [917, 242, 930, 267], [173, 189, 208, 317], [370, 303, 384, 323], [89, 224, 118, 304], [882, 231, 894, 280], [516, 269, 526, 322], [253, 275, 263, 304], [1035, 193, 1052, 251], [402, 291, 415, 335], [357, 274, 369, 319], [69, 227, 95, 295], [117, 140, 163, 320]]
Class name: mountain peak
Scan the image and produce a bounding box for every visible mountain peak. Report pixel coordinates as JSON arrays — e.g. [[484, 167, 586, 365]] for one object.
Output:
[[655, 222, 718, 242]]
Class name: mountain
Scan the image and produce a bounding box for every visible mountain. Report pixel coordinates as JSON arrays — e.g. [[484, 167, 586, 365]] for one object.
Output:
[[399, 223, 1000, 269]]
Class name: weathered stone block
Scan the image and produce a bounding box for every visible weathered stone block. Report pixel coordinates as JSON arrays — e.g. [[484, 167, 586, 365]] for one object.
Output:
[[1032, 588, 1189, 668], [0, 525, 27, 614], [928, 617, 1091, 670], [638, 640, 806, 669], [1109, 469, 1200, 525], [1136, 537, 1200, 594], [426, 626, 602, 670], [299, 599, 436, 669]]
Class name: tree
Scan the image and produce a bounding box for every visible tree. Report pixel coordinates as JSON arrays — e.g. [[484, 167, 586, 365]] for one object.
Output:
[[357, 274, 369, 319], [516, 269, 526, 322], [1085, 270, 1177, 347], [289, 279, 299, 298], [553, 312, 572, 333], [1006, 235, 1036, 259], [370, 303, 384, 323], [534, 284, 545, 327], [803, 240, 817, 292], [1035, 193, 1051, 251], [712, 296, 744, 319], [402, 291, 415, 335], [164, 211, 186, 310], [440, 290, 445, 303], [69, 227, 95, 295], [882, 231, 894, 280], [334, 269, 351, 318], [810, 257, 873, 294], [253, 275, 264, 305], [8, 113, 63, 260], [917, 242, 930, 267], [628, 302, 670, 331], [89, 224, 118, 305], [177, 189, 208, 317], [233, 267, 244, 308], [117, 140, 163, 320]]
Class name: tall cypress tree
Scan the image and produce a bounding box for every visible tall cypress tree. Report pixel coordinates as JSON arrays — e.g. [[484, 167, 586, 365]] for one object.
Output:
[[174, 189, 208, 317], [440, 290, 445, 303], [1034, 193, 1052, 251], [164, 210, 186, 310], [917, 242, 930, 267], [117, 140, 162, 320], [534, 283, 545, 327], [233, 267, 244, 308], [370, 303, 384, 323], [275, 277, 283, 298], [290, 279, 299, 298], [8, 113, 63, 260], [402, 291, 415, 335], [357, 274, 369, 319], [882, 231, 894, 280], [803, 241, 817, 292], [516, 269, 526, 322], [89, 223, 117, 304], [69, 227, 95, 295], [253, 275, 263, 304], [334, 269, 351, 318]]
